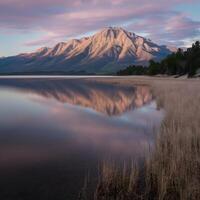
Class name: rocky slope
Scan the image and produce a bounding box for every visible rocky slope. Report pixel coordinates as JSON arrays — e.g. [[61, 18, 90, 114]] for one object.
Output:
[[0, 27, 172, 74]]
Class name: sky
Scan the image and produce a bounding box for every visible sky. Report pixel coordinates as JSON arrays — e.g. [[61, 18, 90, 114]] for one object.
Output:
[[0, 0, 200, 56]]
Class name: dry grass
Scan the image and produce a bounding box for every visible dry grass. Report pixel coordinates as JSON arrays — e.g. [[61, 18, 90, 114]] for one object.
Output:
[[94, 161, 143, 200], [94, 78, 200, 200]]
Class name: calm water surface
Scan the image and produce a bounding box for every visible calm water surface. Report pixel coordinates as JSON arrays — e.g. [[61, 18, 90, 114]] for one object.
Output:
[[0, 78, 163, 200]]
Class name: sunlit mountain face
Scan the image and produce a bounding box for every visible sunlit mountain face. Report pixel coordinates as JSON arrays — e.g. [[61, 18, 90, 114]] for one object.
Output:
[[0, 27, 172, 74], [0, 78, 152, 116]]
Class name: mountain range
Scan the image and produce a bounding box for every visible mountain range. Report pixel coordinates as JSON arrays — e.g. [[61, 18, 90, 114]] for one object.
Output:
[[0, 27, 173, 74]]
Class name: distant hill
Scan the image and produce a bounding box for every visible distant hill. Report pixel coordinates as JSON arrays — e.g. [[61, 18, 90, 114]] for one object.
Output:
[[0, 27, 172, 75]]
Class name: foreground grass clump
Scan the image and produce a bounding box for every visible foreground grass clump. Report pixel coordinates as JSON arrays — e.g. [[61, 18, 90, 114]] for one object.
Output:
[[94, 161, 144, 200], [94, 79, 200, 200]]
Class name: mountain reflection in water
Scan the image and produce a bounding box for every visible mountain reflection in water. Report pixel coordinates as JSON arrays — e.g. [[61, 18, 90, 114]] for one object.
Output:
[[0, 78, 163, 200], [0, 78, 152, 116]]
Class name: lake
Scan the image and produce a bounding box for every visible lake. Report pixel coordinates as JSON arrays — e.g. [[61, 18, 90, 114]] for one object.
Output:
[[0, 77, 163, 200]]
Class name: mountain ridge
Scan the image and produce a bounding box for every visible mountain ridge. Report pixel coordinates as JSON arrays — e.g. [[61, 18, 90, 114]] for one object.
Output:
[[0, 27, 173, 74]]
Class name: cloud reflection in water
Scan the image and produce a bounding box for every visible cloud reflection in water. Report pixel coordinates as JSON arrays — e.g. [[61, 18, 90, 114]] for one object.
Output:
[[0, 78, 163, 169]]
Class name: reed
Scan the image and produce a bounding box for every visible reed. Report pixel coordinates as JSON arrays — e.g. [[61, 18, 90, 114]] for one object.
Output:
[[94, 79, 200, 200]]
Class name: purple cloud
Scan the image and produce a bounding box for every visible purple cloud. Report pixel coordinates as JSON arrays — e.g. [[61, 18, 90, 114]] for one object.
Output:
[[127, 13, 200, 46], [0, 0, 199, 48]]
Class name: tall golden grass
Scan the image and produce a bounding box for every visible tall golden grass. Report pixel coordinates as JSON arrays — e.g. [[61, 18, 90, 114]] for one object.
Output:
[[94, 78, 200, 200]]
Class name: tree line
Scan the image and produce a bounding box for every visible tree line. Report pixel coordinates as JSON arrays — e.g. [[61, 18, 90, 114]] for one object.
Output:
[[117, 41, 200, 77]]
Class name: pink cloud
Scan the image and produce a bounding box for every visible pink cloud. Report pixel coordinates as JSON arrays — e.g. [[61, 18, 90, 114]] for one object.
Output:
[[0, 0, 199, 47], [127, 13, 200, 46]]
